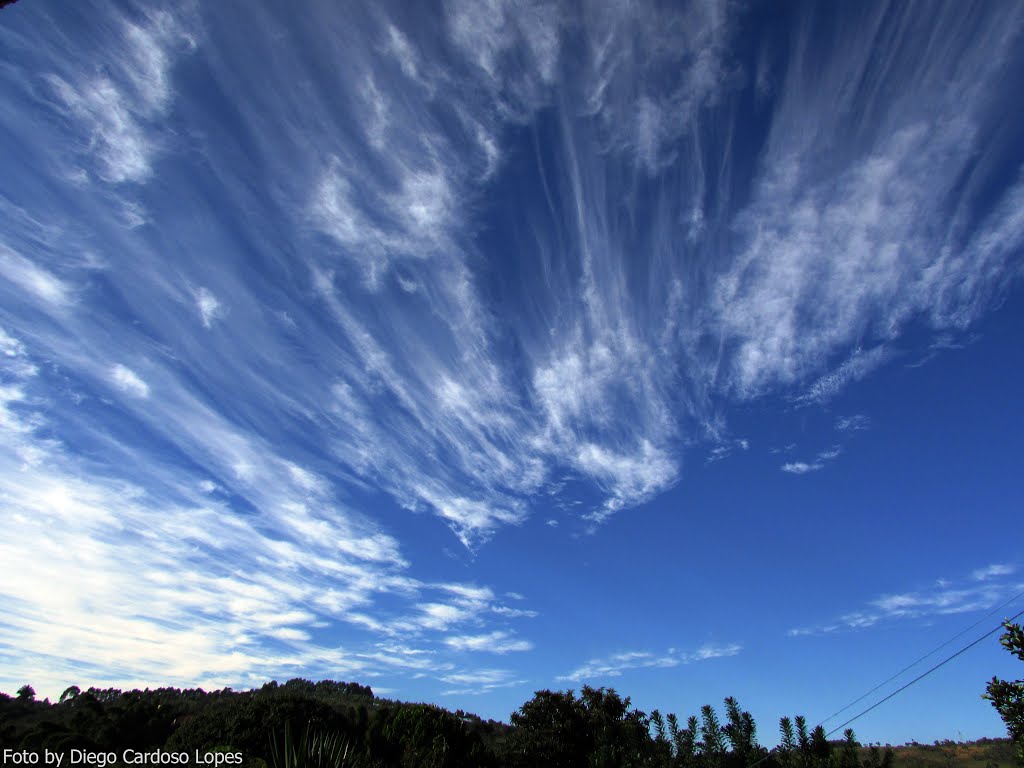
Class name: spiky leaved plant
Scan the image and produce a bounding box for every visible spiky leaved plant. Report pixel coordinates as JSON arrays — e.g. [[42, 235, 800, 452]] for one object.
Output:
[[269, 722, 360, 768]]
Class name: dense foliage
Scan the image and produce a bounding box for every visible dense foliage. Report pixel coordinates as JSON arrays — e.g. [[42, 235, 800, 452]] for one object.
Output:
[[0, 677, 901, 768], [0, 679, 502, 767], [870, 738, 1017, 768], [985, 621, 1024, 766]]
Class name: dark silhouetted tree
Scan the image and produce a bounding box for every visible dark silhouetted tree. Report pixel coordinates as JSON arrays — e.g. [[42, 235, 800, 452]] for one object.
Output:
[[985, 621, 1024, 766], [839, 729, 860, 768], [59, 686, 81, 704], [722, 696, 760, 768], [699, 704, 727, 768], [778, 716, 797, 768]]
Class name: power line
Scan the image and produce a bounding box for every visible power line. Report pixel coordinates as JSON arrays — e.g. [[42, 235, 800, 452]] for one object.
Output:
[[825, 604, 1024, 737], [743, 602, 1024, 768], [817, 587, 1024, 728]]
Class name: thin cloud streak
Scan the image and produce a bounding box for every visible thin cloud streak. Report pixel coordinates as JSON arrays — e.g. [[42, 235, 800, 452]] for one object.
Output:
[[788, 566, 1023, 637], [559, 643, 742, 683], [836, 415, 871, 433], [781, 462, 822, 475], [445, 631, 533, 654], [972, 564, 1017, 582]]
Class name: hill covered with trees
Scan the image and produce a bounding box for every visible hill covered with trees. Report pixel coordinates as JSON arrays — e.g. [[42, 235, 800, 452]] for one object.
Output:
[[0, 677, 898, 768], [875, 739, 1017, 768], [3, 621, 1020, 768]]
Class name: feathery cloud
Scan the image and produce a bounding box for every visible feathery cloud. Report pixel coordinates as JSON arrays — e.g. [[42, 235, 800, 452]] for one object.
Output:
[[836, 414, 871, 432], [110, 364, 150, 398], [45, 10, 194, 183], [972, 563, 1016, 582], [445, 631, 533, 654], [789, 565, 1022, 637], [559, 643, 741, 683], [781, 462, 822, 475], [195, 287, 223, 329]]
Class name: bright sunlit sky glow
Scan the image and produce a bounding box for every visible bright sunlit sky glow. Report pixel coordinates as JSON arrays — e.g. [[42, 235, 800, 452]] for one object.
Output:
[[1, 0, 1024, 746]]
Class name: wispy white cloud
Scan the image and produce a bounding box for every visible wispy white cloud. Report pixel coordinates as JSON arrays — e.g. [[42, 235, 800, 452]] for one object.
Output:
[[690, 644, 743, 661], [789, 565, 1022, 637], [195, 287, 224, 329], [706, 438, 750, 464], [972, 563, 1016, 582], [905, 334, 977, 368], [444, 0, 561, 113], [836, 414, 871, 432], [0, 330, 534, 698], [45, 9, 194, 183], [110, 364, 150, 399], [781, 461, 822, 475], [707, 446, 731, 463], [445, 631, 533, 654], [714, 3, 1024, 398], [796, 347, 891, 405], [289, 0, 743, 536], [575, 0, 735, 173], [0, 246, 71, 308], [781, 445, 842, 474], [310, 161, 458, 286], [438, 667, 526, 695], [576, 440, 677, 522], [1, 0, 1020, 566], [185, 0, 1024, 545], [559, 643, 741, 683], [491, 605, 538, 619]]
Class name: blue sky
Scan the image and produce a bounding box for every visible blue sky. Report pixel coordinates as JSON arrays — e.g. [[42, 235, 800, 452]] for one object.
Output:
[[1, 0, 1023, 746]]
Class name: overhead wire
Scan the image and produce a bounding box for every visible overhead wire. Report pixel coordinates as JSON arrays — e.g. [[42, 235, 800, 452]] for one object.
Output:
[[817, 587, 1024, 728], [741, 595, 1024, 768], [824, 603, 1024, 737]]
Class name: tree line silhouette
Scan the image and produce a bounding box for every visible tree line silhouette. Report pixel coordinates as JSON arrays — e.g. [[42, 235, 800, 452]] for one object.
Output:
[[2, 620, 1020, 768], [0, 678, 885, 768]]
